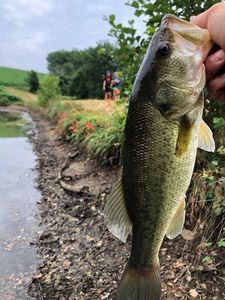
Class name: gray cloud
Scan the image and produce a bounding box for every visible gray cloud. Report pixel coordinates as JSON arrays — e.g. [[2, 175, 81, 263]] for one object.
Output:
[[0, 0, 145, 72]]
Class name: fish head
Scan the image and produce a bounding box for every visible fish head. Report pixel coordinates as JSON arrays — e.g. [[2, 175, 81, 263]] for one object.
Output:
[[132, 14, 213, 119]]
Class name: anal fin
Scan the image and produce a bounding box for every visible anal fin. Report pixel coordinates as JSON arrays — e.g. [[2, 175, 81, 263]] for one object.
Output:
[[104, 179, 132, 243], [166, 194, 185, 239]]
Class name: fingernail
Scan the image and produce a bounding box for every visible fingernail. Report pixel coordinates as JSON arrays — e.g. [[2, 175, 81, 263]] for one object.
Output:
[[211, 49, 225, 63]]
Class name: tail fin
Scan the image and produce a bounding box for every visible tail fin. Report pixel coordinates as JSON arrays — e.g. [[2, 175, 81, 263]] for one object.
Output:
[[115, 263, 161, 300]]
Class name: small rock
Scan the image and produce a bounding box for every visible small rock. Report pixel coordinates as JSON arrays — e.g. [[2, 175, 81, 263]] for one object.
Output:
[[101, 292, 110, 299], [96, 241, 103, 248], [200, 283, 207, 290], [185, 275, 192, 282], [189, 289, 199, 298], [174, 291, 183, 298]]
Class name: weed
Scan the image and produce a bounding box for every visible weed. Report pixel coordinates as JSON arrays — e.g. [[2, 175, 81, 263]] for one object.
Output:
[[0, 86, 22, 106]]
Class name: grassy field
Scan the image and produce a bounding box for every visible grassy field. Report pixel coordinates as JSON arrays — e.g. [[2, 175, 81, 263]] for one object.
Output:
[[5, 87, 117, 113], [5, 87, 38, 104], [0, 67, 45, 89]]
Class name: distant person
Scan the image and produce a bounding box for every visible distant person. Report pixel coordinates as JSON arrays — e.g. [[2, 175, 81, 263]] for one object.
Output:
[[112, 72, 121, 100], [103, 71, 112, 100]]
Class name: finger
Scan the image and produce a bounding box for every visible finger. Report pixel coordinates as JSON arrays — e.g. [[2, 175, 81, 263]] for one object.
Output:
[[208, 88, 225, 104], [207, 73, 225, 103], [190, 10, 209, 28], [205, 49, 225, 81]]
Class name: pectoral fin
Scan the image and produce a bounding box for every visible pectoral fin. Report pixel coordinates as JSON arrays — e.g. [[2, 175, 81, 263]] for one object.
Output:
[[198, 120, 215, 152], [175, 117, 193, 157], [166, 195, 185, 239], [104, 179, 132, 243]]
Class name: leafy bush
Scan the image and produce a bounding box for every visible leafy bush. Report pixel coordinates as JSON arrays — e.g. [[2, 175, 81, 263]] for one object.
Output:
[[106, 0, 218, 92], [57, 100, 127, 165], [38, 75, 60, 107], [85, 109, 126, 164], [0, 87, 22, 106], [26, 70, 39, 93], [48, 101, 74, 123]]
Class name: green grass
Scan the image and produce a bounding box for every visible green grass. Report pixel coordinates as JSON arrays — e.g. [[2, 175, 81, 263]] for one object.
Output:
[[0, 67, 45, 90]]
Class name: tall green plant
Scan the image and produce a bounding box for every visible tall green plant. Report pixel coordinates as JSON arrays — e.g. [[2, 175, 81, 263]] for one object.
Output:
[[106, 0, 218, 91], [26, 70, 39, 93], [38, 75, 60, 107]]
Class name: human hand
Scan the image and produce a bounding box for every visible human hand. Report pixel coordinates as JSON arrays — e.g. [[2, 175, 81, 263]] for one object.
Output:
[[191, 3, 225, 103]]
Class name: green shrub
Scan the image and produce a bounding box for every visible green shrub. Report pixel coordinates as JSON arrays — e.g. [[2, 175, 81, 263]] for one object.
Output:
[[0, 96, 11, 106], [38, 75, 60, 107], [0, 87, 22, 106], [85, 109, 126, 165], [48, 101, 71, 123], [26, 70, 39, 93], [58, 101, 127, 165]]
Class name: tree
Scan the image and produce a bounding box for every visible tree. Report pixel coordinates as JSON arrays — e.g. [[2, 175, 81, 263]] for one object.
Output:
[[26, 70, 39, 93], [38, 75, 60, 107], [47, 42, 117, 99], [106, 0, 218, 91]]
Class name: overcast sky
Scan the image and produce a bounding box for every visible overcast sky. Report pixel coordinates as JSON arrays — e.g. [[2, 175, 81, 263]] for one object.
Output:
[[0, 0, 145, 73]]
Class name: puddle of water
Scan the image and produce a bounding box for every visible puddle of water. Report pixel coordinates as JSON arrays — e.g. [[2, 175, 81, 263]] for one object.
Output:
[[0, 111, 27, 138], [0, 111, 40, 299]]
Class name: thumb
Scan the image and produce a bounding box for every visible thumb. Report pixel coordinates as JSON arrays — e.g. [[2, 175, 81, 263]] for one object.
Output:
[[190, 11, 209, 28], [191, 4, 225, 50]]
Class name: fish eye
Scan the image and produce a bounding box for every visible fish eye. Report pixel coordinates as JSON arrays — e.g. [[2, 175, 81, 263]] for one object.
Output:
[[156, 43, 171, 57]]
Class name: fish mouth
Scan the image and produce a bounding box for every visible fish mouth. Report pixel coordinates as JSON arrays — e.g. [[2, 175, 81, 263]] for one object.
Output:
[[161, 14, 213, 61]]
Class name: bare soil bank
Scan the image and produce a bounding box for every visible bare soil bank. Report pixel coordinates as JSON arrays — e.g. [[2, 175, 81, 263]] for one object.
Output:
[[27, 110, 224, 300]]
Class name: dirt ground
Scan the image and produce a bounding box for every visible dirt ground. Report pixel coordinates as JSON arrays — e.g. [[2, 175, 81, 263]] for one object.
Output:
[[26, 111, 224, 300]]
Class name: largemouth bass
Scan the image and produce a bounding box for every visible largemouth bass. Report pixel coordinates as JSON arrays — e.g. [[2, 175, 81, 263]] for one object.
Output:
[[105, 15, 215, 300]]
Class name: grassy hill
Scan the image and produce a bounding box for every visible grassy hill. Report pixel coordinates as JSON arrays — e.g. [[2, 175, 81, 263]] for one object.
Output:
[[0, 67, 45, 90]]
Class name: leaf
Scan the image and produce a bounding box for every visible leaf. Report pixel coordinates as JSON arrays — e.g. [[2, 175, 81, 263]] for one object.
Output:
[[135, 10, 143, 17], [181, 229, 195, 241], [218, 238, 225, 248], [202, 256, 212, 264], [108, 14, 115, 24]]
